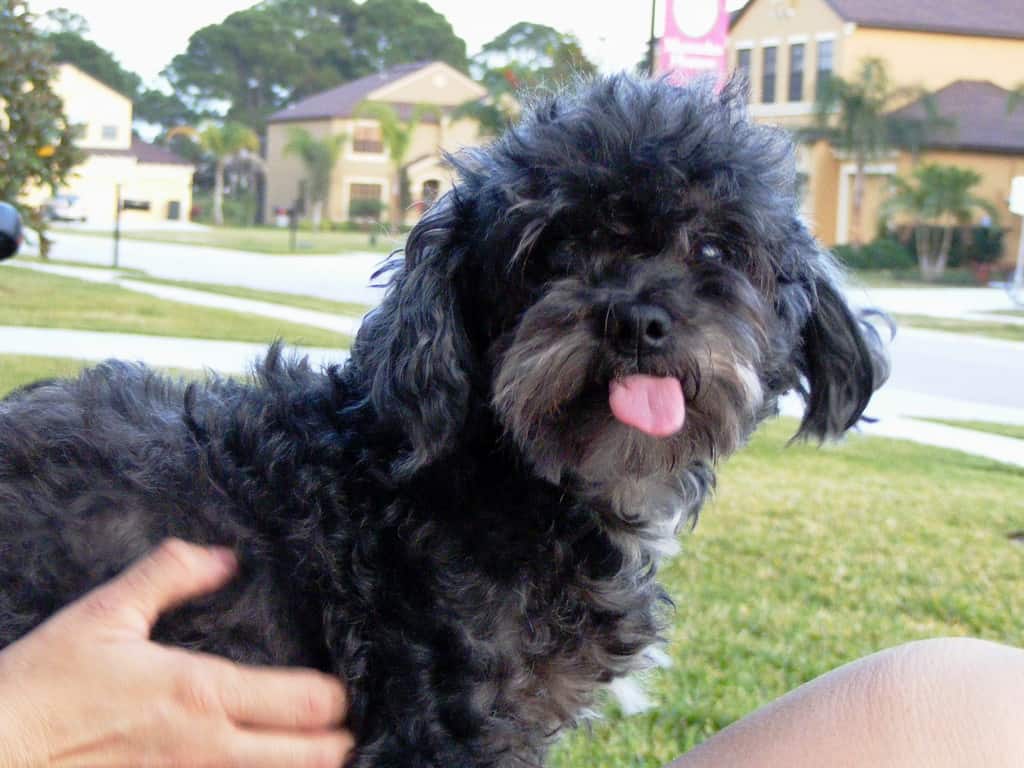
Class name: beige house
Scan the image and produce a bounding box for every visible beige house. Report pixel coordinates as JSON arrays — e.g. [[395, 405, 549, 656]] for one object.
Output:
[[265, 61, 486, 226], [726, 0, 1024, 259], [22, 63, 194, 225]]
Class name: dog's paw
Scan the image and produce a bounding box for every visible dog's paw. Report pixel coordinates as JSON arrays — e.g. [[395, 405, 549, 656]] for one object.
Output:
[[608, 677, 655, 715]]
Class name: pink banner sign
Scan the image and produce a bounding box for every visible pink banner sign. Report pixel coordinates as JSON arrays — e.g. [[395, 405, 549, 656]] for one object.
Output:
[[659, 0, 729, 85]]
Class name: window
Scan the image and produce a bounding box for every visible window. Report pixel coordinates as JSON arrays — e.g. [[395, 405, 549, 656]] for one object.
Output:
[[816, 39, 834, 98], [761, 46, 777, 104], [101, 125, 118, 141], [736, 48, 752, 97], [353, 123, 383, 153], [788, 43, 805, 102], [349, 183, 383, 220]]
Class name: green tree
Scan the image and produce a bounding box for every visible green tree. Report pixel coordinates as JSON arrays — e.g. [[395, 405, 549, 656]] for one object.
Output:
[[47, 31, 141, 99], [458, 22, 597, 137], [474, 22, 595, 90], [1009, 83, 1024, 114], [0, 1, 83, 257], [354, 102, 440, 231], [812, 58, 947, 247], [881, 164, 998, 281], [165, 7, 303, 131], [349, 0, 467, 74], [283, 128, 348, 230], [165, 0, 467, 132], [198, 123, 260, 226], [41, 10, 194, 130]]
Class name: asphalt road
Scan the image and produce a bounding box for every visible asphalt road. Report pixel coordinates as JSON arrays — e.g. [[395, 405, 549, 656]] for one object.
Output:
[[885, 328, 1023, 413], [35, 231, 392, 305]]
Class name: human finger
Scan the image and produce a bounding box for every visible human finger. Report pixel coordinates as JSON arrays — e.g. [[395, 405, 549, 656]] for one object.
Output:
[[203, 658, 348, 730], [74, 538, 236, 634], [224, 728, 354, 768]]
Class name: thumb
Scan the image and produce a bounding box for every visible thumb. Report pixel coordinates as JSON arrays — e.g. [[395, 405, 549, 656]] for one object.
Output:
[[73, 539, 237, 635]]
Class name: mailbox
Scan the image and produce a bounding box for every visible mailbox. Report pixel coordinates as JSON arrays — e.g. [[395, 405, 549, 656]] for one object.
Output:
[[1010, 177, 1024, 216]]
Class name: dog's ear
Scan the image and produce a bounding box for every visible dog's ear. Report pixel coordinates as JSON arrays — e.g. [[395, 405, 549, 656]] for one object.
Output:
[[355, 194, 473, 473], [792, 273, 891, 441]]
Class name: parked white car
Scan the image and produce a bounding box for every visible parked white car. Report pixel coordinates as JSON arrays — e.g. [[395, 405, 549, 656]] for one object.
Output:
[[43, 193, 88, 223]]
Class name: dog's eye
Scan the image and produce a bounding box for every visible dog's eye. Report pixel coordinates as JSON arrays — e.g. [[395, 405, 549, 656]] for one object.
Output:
[[700, 244, 723, 261]]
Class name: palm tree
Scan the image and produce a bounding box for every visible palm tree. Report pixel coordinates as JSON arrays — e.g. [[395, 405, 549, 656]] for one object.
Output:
[[199, 123, 260, 227], [812, 58, 949, 247], [881, 164, 998, 281], [354, 102, 441, 232], [283, 128, 348, 230], [1009, 83, 1024, 114], [451, 97, 515, 139]]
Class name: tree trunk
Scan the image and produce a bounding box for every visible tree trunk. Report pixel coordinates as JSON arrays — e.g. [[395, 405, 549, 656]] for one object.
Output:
[[390, 169, 402, 233], [213, 159, 225, 227], [935, 225, 955, 279], [915, 225, 933, 280], [311, 200, 324, 231], [850, 159, 866, 247]]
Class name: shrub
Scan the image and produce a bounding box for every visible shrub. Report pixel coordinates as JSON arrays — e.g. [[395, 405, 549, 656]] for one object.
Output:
[[833, 238, 916, 270], [890, 225, 1005, 267], [349, 198, 384, 222]]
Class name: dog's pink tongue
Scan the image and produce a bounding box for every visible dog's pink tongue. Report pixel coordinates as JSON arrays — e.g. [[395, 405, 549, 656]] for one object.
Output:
[[609, 375, 685, 437]]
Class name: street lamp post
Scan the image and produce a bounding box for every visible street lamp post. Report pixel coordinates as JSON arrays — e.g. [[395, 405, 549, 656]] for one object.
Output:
[[113, 184, 122, 270], [648, 0, 658, 76], [1009, 177, 1024, 304]]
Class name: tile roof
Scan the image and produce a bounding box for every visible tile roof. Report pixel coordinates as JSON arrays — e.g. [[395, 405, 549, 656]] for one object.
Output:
[[824, 0, 1024, 39], [130, 137, 193, 165], [87, 137, 193, 166], [269, 62, 434, 123], [730, 0, 1024, 39], [888, 80, 1024, 154]]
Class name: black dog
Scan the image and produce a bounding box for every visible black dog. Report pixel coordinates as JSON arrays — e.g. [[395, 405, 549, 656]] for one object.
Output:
[[0, 75, 887, 767]]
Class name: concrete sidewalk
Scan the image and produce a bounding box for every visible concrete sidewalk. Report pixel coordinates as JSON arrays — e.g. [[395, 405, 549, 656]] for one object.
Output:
[[7, 260, 367, 335], [22, 231, 393, 305], [779, 388, 1024, 468], [848, 284, 1021, 319], [0, 326, 346, 375]]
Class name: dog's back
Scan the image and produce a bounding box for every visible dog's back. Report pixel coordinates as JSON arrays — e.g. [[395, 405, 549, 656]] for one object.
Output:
[[0, 352, 338, 667]]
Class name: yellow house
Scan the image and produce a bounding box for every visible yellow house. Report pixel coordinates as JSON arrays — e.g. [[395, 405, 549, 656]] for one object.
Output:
[[23, 64, 195, 226], [265, 61, 486, 226], [727, 0, 1024, 259]]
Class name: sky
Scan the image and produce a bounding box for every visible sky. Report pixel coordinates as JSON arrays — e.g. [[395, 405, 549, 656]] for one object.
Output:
[[28, 0, 746, 86]]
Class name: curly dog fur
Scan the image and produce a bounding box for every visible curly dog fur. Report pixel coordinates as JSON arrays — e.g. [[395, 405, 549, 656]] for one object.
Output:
[[0, 75, 887, 767]]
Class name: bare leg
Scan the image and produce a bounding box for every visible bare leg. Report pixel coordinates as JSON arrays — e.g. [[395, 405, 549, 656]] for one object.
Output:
[[671, 638, 1024, 768]]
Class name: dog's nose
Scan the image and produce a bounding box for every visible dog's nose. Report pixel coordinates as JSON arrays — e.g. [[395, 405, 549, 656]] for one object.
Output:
[[609, 302, 672, 354]]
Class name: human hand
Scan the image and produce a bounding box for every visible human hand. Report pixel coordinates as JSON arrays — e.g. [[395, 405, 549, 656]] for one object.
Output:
[[0, 539, 353, 768]]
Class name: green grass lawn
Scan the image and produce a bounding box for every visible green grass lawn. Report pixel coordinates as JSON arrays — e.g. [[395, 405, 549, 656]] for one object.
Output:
[[913, 418, 1024, 441], [551, 420, 1024, 766], [984, 309, 1024, 319], [14, 255, 147, 276], [0, 355, 95, 396], [892, 313, 1024, 343], [0, 354, 208, 397], [850, 268, 980, 289], [129, 276, 373, 317], [53, 225, 398, 255], [0, 265, 351, 347]]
